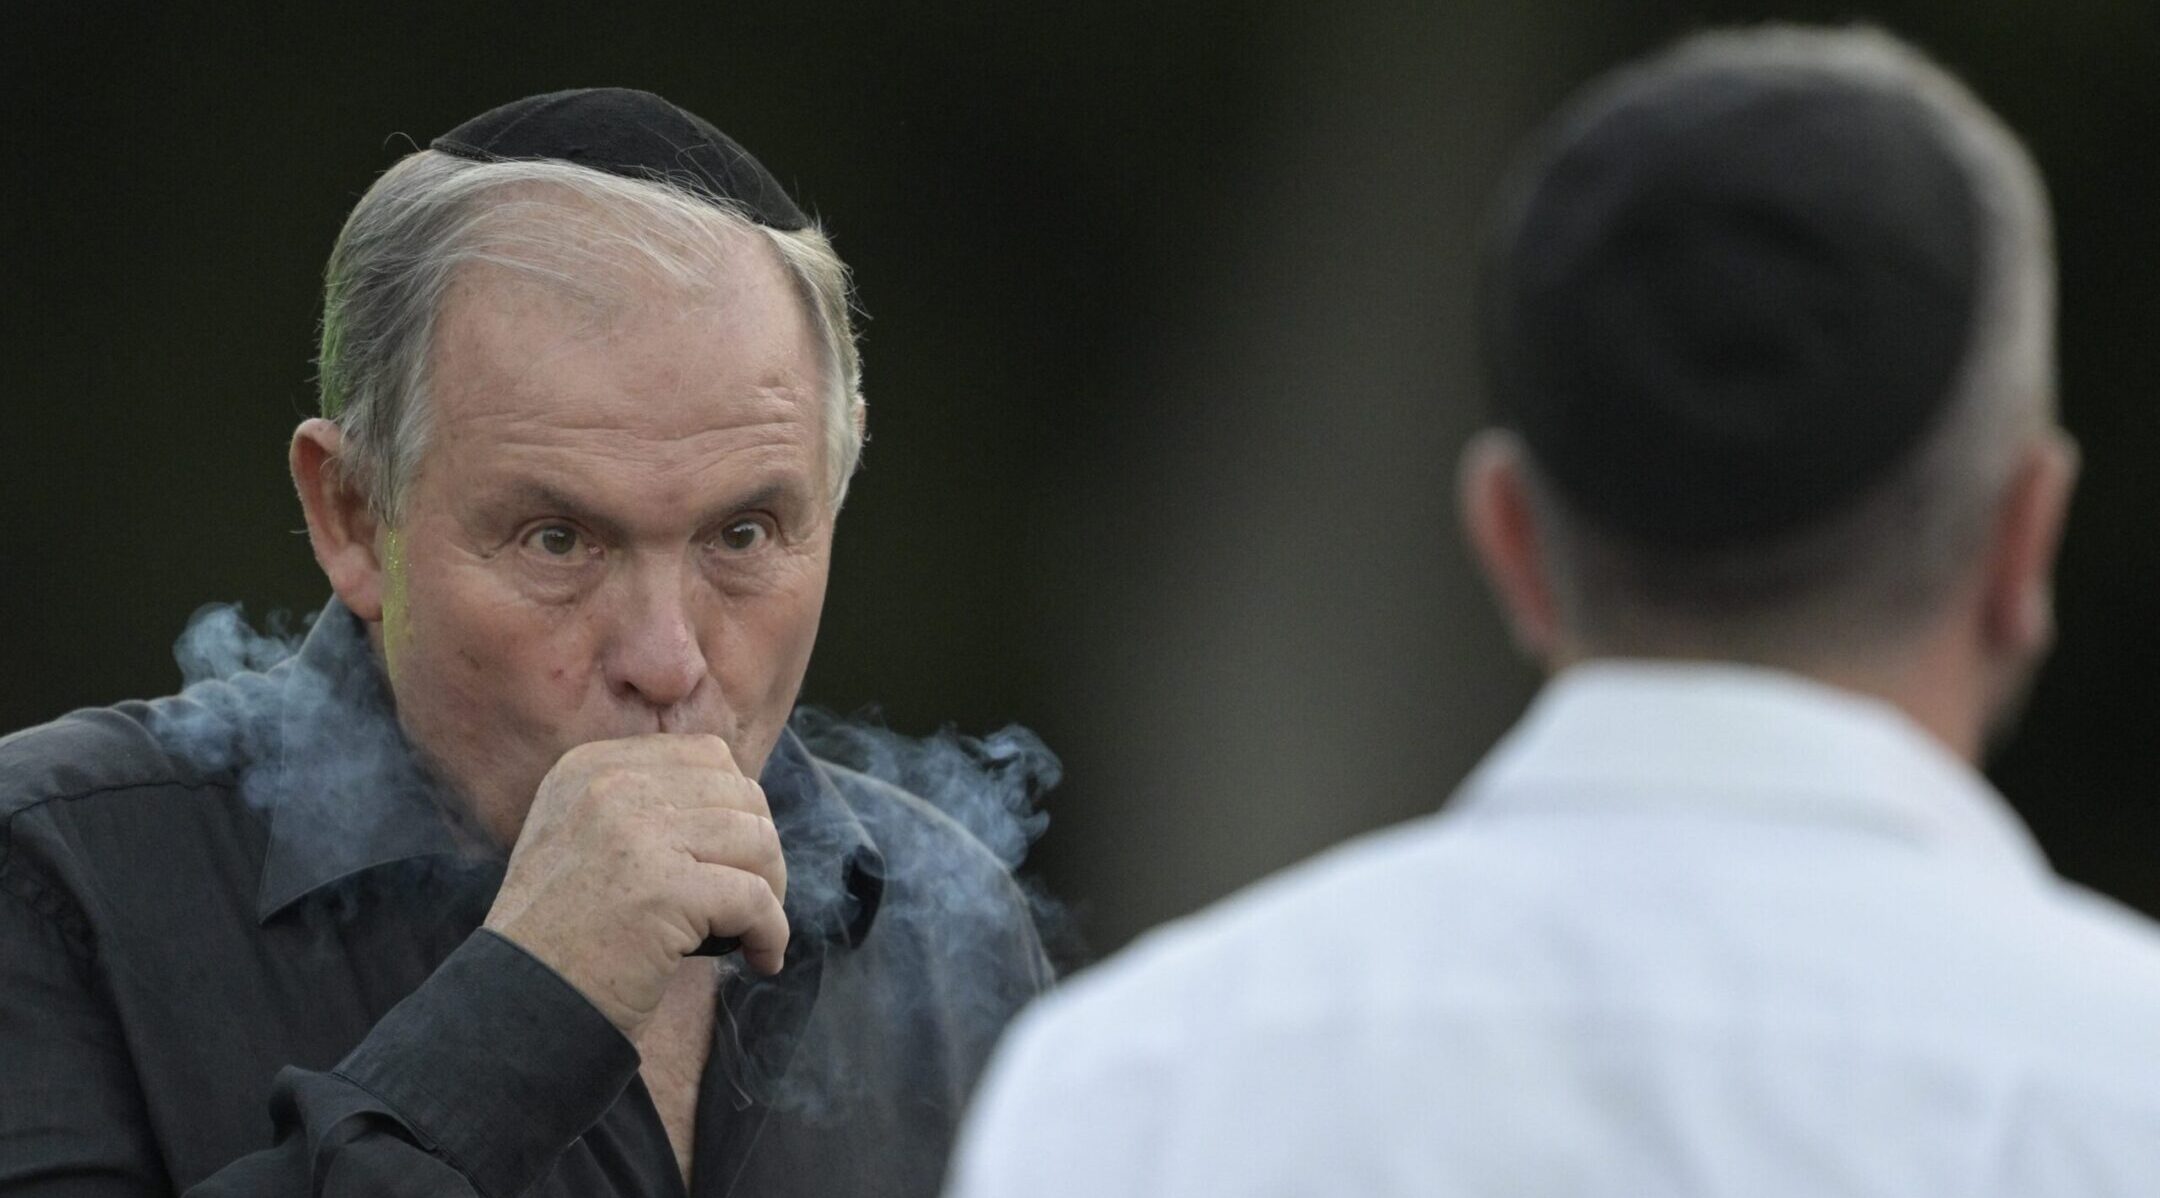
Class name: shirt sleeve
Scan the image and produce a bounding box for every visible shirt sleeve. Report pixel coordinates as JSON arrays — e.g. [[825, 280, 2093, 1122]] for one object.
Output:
[[191, 929, 641, 1198], [0, 873, 639, 1198]]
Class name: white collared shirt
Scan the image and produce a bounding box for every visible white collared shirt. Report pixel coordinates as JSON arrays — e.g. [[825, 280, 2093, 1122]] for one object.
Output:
[[947, 663, 2160, 1197]]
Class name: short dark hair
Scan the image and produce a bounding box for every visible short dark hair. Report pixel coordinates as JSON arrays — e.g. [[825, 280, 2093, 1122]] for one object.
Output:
[[1482, 25, 2055, 659]]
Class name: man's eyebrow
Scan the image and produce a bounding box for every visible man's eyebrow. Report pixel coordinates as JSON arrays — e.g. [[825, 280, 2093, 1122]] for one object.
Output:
[[701, 481, 807, 525], [489, 480, 632, 543], [487, 477, 815, 538]]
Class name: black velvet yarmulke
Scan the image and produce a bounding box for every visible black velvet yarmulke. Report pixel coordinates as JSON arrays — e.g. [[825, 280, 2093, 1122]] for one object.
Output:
[[432, 87, 809, 231], [1480, 56, 1981, 549]]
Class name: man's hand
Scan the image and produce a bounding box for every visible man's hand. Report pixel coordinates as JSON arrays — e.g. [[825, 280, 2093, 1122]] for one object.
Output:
[[482, 734, 789, 1037]]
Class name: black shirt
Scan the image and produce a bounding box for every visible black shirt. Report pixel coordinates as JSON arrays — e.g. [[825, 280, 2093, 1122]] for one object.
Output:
[[0, 603, 1052, 1196]]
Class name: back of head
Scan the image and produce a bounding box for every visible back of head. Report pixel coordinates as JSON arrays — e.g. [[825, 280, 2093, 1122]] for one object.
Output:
[[1479, 25, 2056, 663]]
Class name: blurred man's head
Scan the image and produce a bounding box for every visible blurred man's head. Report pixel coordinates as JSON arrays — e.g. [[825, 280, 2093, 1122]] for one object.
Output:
[[289, 90, 866, 844], [1460, 26, 2074, 756]]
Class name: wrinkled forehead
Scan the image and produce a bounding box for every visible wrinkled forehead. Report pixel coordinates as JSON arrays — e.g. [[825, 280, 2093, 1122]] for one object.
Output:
[[420, 242, 828, 487], [444, 178, 783, 319]]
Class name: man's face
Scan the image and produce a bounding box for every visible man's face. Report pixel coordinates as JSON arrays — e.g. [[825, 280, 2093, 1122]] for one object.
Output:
[[375, 233, 833, 846]]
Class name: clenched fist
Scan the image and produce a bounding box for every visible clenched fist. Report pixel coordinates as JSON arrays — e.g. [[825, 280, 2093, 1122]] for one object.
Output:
[[482, 733, 789, 1037]]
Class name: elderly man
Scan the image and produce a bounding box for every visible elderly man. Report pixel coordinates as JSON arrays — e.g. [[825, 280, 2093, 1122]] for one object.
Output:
[[948, 26, 2160, 1197], [0, 89, 1049, 1196]]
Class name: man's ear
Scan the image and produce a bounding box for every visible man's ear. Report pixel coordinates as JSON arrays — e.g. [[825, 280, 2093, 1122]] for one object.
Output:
[[1981, 427, 2080, 661], [1459, 428, 1564, 663], [291, 418, 388, 622]]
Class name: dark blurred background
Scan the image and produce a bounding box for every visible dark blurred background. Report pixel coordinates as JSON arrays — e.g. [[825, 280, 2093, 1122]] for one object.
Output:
[[7, 1, 2155, 960]]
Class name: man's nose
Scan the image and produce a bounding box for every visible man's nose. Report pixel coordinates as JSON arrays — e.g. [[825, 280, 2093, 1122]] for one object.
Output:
[[602, 570, 708, 712]]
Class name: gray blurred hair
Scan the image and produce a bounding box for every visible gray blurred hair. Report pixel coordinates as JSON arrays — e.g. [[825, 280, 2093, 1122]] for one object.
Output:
[[1526, 24, 2058, 661], [316, 151, 866, 524]]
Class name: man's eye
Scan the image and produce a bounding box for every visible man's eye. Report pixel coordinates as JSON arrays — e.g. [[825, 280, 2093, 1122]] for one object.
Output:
[[715, 519, 770, 552], [523, 524, 587, 558]]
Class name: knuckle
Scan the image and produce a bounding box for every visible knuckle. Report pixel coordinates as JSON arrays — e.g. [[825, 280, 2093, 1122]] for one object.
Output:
[[756, 863, 787, 908], [591, 796, 651, 846], [707, 733, 739, 763], [732, 811, 783, 869], [731, 869, 770, 910], [581, 776, 625, 814], [733, 779, 772, 817], [704, 868, 748, 912], [733, 870, 782, 920], [583, 764, 634, 800], [558, 738, 615, 772], [687, 733, 736, 769]]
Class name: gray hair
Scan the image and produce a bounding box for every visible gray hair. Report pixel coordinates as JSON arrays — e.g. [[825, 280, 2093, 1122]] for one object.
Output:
[[1526, 25, 2058, 662], [316, 151, 866, 524]]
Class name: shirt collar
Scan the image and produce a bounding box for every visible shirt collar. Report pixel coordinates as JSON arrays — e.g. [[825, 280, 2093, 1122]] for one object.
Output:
[[1452, 659, 2050, 881], [254, 600, 885, 947]]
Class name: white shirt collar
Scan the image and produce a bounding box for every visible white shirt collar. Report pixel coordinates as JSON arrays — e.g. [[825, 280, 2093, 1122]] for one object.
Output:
[[1454, 659, 2051, 881]]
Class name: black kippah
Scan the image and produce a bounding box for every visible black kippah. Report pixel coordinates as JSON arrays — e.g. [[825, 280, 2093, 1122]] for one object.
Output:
[[431, 87, 809, 231], [1481, 55, 1981, 549]]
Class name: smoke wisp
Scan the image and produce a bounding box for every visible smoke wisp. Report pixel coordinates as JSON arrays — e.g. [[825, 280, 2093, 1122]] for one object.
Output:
[[147, 603, 1072, 1165]]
